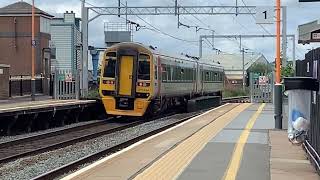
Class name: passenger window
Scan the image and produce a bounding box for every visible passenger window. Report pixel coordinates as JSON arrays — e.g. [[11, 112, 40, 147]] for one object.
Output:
[[206, 72, 209, 81], [103, 59, 116, 78], [162, 65, 167, 81], [181, 69, 185, 81], [167, 66, 172, 81]]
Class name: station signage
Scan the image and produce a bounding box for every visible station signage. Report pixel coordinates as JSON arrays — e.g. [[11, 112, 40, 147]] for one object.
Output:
[[256, 6, 275, 24], [65, 73, 73, 82], [259, 76, 269, 85]]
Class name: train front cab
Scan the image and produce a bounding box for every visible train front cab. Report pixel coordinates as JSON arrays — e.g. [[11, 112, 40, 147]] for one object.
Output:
[[100, 48, 153, 116]]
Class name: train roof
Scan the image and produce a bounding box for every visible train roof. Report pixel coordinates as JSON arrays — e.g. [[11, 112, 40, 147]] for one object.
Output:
[[108, 42, 224, 69]]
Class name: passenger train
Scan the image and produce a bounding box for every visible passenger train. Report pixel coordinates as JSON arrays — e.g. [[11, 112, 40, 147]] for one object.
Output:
[[99, 42, 224, 116]]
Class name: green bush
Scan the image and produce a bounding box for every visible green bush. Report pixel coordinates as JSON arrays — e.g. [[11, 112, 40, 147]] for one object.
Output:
[[281, 64, 294, 77], [87, 88, 100, 100], [223, 87, 249, 98]]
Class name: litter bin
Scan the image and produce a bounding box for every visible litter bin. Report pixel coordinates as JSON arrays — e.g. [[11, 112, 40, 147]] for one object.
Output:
[[284, 77, 319, 144]]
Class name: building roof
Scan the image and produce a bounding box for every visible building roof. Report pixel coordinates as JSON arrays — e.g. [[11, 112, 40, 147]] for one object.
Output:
[[0, 1, 53, 17], [298, 20, 320, 44], [206, 53, 268, 71]]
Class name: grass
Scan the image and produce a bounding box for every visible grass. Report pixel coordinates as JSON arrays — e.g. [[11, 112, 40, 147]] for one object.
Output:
[[223, 86, 249, 98], [86, 86, 100, 100]]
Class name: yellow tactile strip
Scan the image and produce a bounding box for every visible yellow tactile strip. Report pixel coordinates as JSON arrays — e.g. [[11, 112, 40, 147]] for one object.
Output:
[[134, 103, 252, 180], [223, 103, 265, 180]]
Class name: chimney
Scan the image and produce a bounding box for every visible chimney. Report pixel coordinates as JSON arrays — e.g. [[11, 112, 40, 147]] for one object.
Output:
[[64, 11, 75, 24]]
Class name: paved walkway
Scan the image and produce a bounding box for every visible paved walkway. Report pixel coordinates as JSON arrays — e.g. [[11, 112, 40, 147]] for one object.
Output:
[[62, 103, 318, 180], [270, 130, 319, 180]]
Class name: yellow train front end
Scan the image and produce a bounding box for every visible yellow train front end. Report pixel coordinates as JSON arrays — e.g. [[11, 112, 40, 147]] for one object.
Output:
[[99, 43, 154, 116]]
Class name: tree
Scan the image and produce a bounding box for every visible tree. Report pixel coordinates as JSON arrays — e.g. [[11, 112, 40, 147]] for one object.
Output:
[[247, 63, 272, 74], [281, 63, 294, 77]]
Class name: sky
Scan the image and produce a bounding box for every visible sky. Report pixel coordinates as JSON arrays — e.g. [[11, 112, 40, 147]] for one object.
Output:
[[1, 0, 320, 62]]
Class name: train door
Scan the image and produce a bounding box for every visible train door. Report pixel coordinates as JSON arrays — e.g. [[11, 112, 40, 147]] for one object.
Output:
[[119, 56, 134, 96]]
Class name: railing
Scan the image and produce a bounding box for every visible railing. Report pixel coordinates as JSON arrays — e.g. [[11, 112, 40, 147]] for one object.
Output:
[[53, 69, 80, 100], [9, 75, 51, 97]]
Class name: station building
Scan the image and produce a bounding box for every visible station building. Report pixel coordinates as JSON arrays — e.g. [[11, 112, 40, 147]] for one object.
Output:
[[0, 1, 54, 97], [210, 53, 269, 86], [50, 11, 82, 71], [0, 1, 53, 76], [0, 1, 83, 98]]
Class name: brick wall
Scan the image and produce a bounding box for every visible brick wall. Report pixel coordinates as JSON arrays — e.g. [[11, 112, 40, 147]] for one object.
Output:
[[0, 16, 51, 75]]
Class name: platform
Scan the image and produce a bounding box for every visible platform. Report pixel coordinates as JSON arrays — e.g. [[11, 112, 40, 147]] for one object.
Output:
[[0, 96, 96, 117], [62, 103, 318, 180]]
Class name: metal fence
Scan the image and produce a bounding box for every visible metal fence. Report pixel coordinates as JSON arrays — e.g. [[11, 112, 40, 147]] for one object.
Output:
[[297, 47, 320, 173], [249, 73, 274, 103], [9, 75, 46, 97], [53, 69, 80, 100]]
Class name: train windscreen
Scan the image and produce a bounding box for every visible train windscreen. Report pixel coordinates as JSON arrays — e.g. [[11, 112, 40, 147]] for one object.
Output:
[[138, 54, 150, 80], [103, 59, 116, 78]]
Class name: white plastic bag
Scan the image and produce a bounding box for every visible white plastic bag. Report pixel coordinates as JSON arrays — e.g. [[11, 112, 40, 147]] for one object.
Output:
[[287, 90, 311, 144]]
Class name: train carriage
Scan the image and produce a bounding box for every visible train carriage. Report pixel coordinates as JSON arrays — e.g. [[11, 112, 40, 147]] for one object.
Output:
[[99, 42, 224, 117]]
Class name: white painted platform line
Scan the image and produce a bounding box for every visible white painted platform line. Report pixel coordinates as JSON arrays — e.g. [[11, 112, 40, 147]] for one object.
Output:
[[0, 100, 95, 112], [61, 104, 230, 180]]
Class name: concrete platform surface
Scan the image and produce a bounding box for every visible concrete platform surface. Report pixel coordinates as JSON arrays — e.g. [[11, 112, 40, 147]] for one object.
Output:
[[62, 103, 319, 180], [0, 98, 96, 114], [270, 130, 319, 180]]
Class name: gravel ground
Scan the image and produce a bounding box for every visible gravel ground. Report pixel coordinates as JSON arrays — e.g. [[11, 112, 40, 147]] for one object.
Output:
[[0, 120, 105, 144], [0, 113, 195, 180]]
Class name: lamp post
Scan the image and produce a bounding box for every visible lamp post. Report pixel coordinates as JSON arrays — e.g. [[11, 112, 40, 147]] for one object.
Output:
[[274, 0, 283, 129], [31, 0, 36, 101]]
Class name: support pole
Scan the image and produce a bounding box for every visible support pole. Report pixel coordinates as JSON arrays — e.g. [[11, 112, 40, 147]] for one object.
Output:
[[118, 0, 121, 17], [212, 30, 215, 50], [81, 1, 89, 98], [275, 0, 283, 129], [199, 36, 203, 58], [239, 35, 242, 52], [292, 35, 296, 75], [282, 6, 287, 67], [242, 48, 245, 91], [31, 0, 35, 101], [274, 84, 283, 129], [175, 0, 178, 15]]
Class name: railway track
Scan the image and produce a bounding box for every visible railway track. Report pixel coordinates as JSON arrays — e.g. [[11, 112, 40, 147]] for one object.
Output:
[[222, 96, 250, 103], [0, 96, 248, 165], [0, 96, 248, 179], [32, 111, 208, 180], [31, 98, 248, 180], [0, 117, 141, 164]]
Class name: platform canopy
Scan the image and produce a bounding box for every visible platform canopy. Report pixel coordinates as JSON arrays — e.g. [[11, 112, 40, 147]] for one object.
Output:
[[298, 19, 320, 44]]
